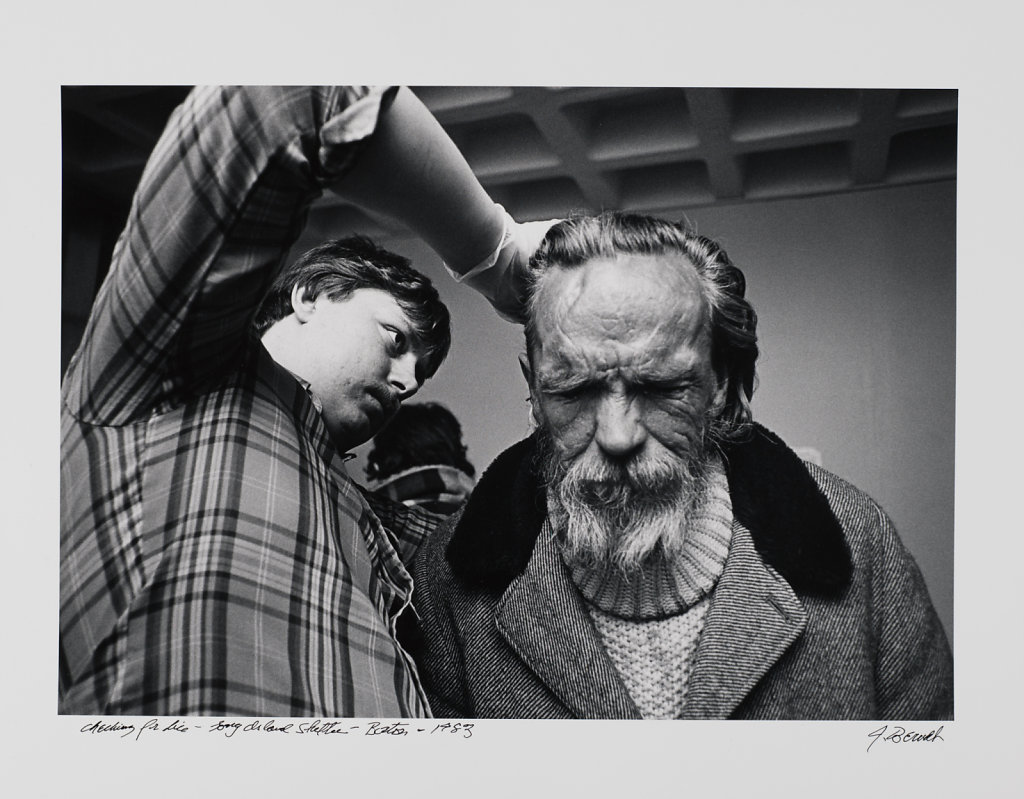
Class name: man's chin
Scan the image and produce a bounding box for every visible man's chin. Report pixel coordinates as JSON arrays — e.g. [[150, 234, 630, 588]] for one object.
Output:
[[558, 471, 709, 573], [578, 480, 626, 508], [326, 413, 382, 453], [579, 478, 683, 509]]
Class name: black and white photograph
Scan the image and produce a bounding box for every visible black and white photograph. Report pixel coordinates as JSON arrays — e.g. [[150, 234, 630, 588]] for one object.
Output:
[[59, 84, 956, 721], [3, 1, 1021, 796]]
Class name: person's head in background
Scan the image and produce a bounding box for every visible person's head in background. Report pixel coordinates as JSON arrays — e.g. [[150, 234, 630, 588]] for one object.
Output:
[[255, 237, 451, 452], [366, 401, 476, 514]]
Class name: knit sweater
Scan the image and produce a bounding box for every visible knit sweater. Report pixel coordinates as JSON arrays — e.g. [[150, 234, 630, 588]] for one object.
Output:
[[563, 458, 734, 718]]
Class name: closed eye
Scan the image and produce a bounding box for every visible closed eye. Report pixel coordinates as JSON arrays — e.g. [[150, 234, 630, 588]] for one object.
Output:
[[645, 383, 686, 396], [637, 376, 694, 396], [542, 383, 591, 401]]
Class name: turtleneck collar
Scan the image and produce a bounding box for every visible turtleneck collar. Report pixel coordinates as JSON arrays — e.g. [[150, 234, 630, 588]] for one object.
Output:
[[444, 425, 852, 599], [558, 455, 734, 620]]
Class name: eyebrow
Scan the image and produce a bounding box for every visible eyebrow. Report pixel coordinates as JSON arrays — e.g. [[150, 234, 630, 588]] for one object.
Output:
[[538, 364, 702, 392], [638, 370, 700, 387], [537, 373, 589, 393]]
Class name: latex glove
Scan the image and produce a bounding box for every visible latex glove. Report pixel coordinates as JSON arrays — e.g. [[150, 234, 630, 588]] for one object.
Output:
[[446, 204, 560, 323]]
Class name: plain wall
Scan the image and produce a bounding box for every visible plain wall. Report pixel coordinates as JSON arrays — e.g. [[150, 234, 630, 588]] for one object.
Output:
[[307, 180, 956, 643]]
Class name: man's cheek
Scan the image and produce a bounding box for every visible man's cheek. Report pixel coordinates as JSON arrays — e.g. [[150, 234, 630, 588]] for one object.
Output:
[[645, 405, 702, 452], [543, 403, 595, 457]]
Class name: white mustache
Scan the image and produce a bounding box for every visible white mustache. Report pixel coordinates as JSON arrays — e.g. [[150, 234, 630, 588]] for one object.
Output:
[[562, 452, 685, 508], [540, 429, 713, 574]]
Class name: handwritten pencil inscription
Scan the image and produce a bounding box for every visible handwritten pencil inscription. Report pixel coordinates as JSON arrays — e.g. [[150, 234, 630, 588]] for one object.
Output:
[[78, 717, 474, 742]]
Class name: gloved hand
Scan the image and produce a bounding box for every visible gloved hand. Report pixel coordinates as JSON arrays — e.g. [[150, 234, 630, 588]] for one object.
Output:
[[446, 204, 560, 323]]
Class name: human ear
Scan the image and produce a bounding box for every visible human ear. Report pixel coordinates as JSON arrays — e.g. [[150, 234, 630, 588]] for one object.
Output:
[[711, 371, 729, 416], [519, 352, 541, 422], [518, 352, 534, 385], [291, 284, 317, 323]]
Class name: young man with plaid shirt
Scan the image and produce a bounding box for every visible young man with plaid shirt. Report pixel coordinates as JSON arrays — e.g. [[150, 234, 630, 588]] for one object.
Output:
[[60, 85, 546, 717]]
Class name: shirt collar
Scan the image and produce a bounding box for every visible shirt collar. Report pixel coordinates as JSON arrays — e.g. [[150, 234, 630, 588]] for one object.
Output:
[[281, 364, 357, 461]]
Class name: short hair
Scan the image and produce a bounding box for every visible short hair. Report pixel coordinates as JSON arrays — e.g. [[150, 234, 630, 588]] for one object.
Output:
[[365, 401, 475, 481], [524, 212, 759, 442], [253, 236, 451, 378]]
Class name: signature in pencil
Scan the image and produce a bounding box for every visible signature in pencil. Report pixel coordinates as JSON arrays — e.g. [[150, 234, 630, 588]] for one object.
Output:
[[866, 724, 945, 753]]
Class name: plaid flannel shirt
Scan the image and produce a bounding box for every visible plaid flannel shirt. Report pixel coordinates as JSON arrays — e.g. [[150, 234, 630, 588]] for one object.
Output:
[[371, 465, 476, 515], [60, 85, 443, 717]]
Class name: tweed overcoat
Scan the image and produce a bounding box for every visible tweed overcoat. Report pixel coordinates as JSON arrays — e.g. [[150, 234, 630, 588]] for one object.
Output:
[[407, 425, 953, 720]]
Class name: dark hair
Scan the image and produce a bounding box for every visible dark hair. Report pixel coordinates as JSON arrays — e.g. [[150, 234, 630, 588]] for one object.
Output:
[[365, 402, 475, 481], [253, 236, 451, 378], [525, 212, 759, 442]]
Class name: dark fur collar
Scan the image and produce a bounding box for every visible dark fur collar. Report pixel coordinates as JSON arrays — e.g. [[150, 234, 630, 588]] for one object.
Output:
[[446, 424, 851, 597]]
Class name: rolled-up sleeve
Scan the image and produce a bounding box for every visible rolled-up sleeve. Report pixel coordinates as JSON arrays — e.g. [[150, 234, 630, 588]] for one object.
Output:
[[63, 85, 397, 426]]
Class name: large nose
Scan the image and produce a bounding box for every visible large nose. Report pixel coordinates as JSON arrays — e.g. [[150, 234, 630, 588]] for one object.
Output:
[[389, 352, 421, 399], [593, 391, 647, 459]]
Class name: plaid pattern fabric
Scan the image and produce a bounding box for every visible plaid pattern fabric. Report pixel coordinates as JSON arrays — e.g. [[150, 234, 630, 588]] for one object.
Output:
[[361, 486, 445, 565], [371, 465, 475, 515], [60, 85, 442, 717]]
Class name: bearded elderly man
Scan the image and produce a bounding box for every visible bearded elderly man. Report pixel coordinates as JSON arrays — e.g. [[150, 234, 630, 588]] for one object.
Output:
[[409, 212, 953, 720]]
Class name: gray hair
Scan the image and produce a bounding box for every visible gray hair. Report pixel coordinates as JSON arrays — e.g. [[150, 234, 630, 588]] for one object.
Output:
[[524, 212, 758, 443]]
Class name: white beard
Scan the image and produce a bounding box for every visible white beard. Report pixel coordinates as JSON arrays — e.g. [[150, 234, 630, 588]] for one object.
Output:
[[538, 429, 715, 575]]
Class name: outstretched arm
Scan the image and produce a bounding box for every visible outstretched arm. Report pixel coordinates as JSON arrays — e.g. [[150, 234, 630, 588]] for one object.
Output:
[[64, 85, 546, 428], [334, 87, 558, 321], [331, 87, 506, 274], [65, 86, 407, 425]]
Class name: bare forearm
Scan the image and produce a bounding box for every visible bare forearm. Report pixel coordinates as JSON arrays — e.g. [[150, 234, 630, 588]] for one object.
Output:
[[332, 87, 505, 273]]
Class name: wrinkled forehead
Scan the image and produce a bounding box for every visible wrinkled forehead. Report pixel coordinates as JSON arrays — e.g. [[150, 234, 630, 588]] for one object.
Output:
[[531, 253, 709, 352]]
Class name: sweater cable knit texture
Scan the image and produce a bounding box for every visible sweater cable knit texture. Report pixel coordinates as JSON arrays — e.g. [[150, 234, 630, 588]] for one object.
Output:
[[563, 457, 733, 718]]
